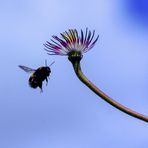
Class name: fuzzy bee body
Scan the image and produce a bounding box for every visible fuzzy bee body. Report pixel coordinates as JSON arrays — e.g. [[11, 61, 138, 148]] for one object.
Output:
[[29, 67, 51, 89], [19, 62, 54, 92]]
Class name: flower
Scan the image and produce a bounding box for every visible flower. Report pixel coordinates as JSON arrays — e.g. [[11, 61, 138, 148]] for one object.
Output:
[[44, 28, 99, 56]]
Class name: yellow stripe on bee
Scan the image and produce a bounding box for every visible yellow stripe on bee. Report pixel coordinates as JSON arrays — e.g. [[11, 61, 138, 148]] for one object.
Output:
[[31, 73, 35, 78]]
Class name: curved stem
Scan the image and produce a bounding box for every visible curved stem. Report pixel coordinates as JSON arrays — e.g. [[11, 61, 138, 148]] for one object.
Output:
[[72, 61, 148, 123]]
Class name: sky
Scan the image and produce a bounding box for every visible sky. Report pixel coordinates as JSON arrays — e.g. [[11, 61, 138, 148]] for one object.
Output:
[[0, 0, 148, 148]]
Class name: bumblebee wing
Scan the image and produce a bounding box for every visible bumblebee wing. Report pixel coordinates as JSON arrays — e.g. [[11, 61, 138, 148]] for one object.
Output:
[[18, 65, 36, 73]]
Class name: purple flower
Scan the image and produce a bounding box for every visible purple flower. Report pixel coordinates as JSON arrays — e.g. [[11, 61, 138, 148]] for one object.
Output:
[[44, 28, 99, 56]]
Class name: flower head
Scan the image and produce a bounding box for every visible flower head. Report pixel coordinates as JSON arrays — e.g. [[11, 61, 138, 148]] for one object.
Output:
[[44, 28, 99, 56]]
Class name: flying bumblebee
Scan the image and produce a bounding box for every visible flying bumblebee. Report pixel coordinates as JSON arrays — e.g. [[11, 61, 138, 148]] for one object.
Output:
[[18, 61, 54, 92]]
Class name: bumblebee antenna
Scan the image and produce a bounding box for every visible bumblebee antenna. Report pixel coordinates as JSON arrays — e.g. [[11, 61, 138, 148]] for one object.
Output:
[[49, 61, 55, 67]]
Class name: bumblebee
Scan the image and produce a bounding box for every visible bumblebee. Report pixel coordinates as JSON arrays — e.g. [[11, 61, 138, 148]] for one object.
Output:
[[19, 61, 54, 92]]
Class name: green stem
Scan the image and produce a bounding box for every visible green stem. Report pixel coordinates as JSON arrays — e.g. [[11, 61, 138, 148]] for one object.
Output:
[[72, 61, 148, 123]]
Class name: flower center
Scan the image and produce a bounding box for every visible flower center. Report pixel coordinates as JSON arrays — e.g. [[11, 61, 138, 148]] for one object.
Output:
[[68, 50, 83, 64]]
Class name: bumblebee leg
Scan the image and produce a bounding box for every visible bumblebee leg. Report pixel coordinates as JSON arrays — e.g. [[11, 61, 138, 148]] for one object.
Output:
[[46, 77, 48, 86], [38, 82, 43, 92]]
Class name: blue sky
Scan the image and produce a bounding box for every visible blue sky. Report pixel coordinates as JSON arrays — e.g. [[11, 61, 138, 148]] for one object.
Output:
[[0, 0, 148, 148]]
